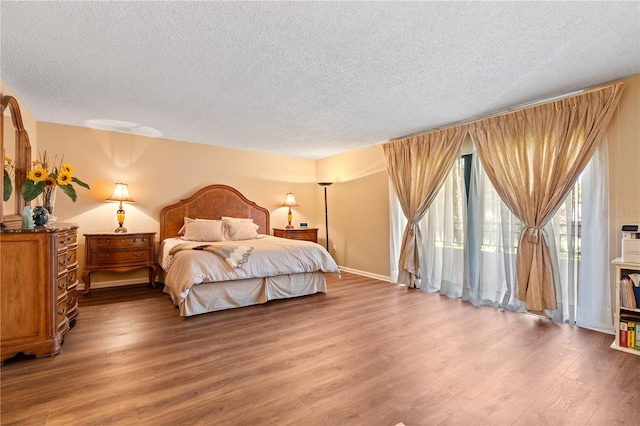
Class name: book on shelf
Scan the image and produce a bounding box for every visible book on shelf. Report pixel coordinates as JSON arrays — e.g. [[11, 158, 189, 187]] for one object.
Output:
[[620, 276, 638, 309], [620, 313, 640, 350]]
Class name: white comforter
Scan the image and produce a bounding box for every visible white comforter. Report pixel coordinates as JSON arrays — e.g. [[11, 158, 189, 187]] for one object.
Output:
[[161, 235, 340, 295]]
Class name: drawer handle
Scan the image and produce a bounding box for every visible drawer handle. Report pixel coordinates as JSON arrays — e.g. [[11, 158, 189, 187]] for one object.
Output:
[[133, 253, 143, 257], [58, 260, 66, 268], [58, 307, 68, 316], [58, 281, 65, 290]]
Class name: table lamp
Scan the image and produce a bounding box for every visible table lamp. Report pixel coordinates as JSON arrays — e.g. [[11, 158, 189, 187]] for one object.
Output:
[[106, 182, 135, 233], [282, 192, 298, 229]]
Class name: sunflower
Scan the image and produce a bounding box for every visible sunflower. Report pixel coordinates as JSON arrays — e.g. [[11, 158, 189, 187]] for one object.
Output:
[[44, 176, 57, 188], [56, 170, 72, 186], [22, 151, 90, 202], [28, 167, 48, 182], [61, 163, 73, 174]]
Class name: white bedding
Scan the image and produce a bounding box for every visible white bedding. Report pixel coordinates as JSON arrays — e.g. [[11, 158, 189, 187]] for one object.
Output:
[[160, 235, 340, 298]]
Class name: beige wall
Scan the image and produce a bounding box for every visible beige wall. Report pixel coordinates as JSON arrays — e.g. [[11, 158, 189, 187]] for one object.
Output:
[[316, 144, 390, 278], [607, 75, 640, 260]]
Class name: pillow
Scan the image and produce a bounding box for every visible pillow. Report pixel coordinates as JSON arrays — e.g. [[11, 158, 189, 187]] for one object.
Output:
[[178, 217, 195, 235], [221, 216, 254, 223], [223, 220, 259, 241], [182, 219, 225, 242], [178, 217, 220, 235]]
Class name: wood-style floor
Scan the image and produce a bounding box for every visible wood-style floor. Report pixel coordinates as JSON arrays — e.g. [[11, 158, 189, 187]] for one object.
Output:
[[1, 272, 639, 425]]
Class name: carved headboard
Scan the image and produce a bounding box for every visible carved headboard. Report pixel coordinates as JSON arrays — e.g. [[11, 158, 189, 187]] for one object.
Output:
[[159, 184, 270, 241]]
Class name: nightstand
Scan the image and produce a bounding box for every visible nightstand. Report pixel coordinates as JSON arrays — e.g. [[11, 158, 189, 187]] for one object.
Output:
[[81, 232, 157, 295], [273, 228, 318, 243]]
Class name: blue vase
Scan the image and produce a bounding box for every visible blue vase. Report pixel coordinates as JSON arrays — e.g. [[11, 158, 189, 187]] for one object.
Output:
[[32, 206, 50, 227], [21, 206, 34, 229]]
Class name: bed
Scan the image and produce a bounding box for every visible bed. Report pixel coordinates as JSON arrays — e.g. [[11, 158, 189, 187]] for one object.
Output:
[[158, 184, 340, 316]]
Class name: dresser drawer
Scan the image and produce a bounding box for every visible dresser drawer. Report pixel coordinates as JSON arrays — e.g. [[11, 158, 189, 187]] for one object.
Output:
[[90, 249, 152, 265], [57, 235, 68, 251], [57, 297, 68, 325], [67, 267, 78, 287], [57, 251, 68, 272], [66, 232, 78, 246], [273, 228, 318, 243], [57, 275, 67, 296], [66, 247, 77, 266], [89, 235, 152, 250]]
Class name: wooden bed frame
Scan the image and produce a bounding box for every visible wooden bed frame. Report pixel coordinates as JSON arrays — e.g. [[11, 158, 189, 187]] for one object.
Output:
[[159, 184, 270, 242]]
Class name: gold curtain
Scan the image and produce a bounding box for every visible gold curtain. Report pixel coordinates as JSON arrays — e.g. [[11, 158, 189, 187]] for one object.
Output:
[[383, 126, 466, 287], [468, 83, 624, 311]]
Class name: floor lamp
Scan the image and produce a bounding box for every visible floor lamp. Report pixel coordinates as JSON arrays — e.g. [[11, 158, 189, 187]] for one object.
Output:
[[318, 182, 333, 252]]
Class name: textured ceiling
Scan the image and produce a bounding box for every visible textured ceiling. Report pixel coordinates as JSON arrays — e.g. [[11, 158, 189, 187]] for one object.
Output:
[[1, 1, 639, 159]]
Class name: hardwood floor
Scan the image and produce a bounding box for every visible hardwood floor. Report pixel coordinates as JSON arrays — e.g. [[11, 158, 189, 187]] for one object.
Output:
[[2, 272, 639, 425]]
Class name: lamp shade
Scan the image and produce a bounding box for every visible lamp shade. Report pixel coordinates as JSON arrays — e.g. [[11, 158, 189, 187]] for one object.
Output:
[[106, 183, 135, 203], [282, 192, 298, 207]]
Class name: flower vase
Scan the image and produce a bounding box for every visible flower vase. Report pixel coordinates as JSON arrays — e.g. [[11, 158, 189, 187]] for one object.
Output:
[[21, 206, 34, 229], [41, 186, 57, 224], [32, 206, 49, 227]]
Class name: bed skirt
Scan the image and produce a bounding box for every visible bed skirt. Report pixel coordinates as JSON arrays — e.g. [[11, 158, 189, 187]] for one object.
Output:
[[163, 271, 328, 317]]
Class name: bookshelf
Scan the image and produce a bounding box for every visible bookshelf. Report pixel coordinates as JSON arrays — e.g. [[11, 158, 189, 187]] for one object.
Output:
[[611, 258, 640, 356]]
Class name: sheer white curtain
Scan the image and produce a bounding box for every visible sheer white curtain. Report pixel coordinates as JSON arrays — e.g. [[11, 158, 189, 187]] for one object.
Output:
[[421, 158, 466, 298], [389, 138, 612, 332], [463, 153, 525, 312], [547, 138, 611, 331], [389, 160, 466, 298]]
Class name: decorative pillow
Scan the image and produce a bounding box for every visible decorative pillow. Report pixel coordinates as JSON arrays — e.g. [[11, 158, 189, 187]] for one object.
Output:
[[178, 217, 195, 235], [178, 217, 220, 235], [182, 219, 225, 242], [223, 220, 259, 241]]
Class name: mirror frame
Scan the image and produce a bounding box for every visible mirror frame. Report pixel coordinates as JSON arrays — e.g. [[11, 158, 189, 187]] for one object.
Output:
[[1, 95, 31, 229]]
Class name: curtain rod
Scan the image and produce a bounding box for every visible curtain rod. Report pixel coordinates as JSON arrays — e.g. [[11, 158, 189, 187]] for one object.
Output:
[[389, 78, 625, 141]]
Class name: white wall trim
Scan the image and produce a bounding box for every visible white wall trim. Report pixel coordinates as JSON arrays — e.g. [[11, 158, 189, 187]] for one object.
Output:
[[337, 266, 390, 283]]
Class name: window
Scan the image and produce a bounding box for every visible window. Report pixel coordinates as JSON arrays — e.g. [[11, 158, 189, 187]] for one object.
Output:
[[390, 142, 610, 332]]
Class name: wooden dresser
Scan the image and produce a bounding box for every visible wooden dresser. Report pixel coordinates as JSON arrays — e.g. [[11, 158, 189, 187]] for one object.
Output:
[[82, 232, 157, 294], [0, 224, 79, 362]]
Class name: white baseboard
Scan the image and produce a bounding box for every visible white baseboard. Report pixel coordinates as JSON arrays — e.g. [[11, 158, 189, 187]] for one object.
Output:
[[337, 266, 390, 283], [78, 278, 153, 291]]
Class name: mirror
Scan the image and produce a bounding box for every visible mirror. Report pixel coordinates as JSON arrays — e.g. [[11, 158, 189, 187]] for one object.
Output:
[[1, 95, 31, 229]]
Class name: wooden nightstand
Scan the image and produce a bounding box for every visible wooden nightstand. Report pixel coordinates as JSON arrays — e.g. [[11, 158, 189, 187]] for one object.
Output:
[[82, 232, 157, 295], [273, 228, 318, 243]]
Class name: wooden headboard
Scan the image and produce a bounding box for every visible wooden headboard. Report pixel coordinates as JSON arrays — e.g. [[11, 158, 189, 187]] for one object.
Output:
[[159, 184, 270, 241]]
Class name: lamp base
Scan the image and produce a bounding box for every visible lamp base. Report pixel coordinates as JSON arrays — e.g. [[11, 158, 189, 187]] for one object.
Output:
[[285, 224, 294, 229], [114, 226, 128, 233]]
